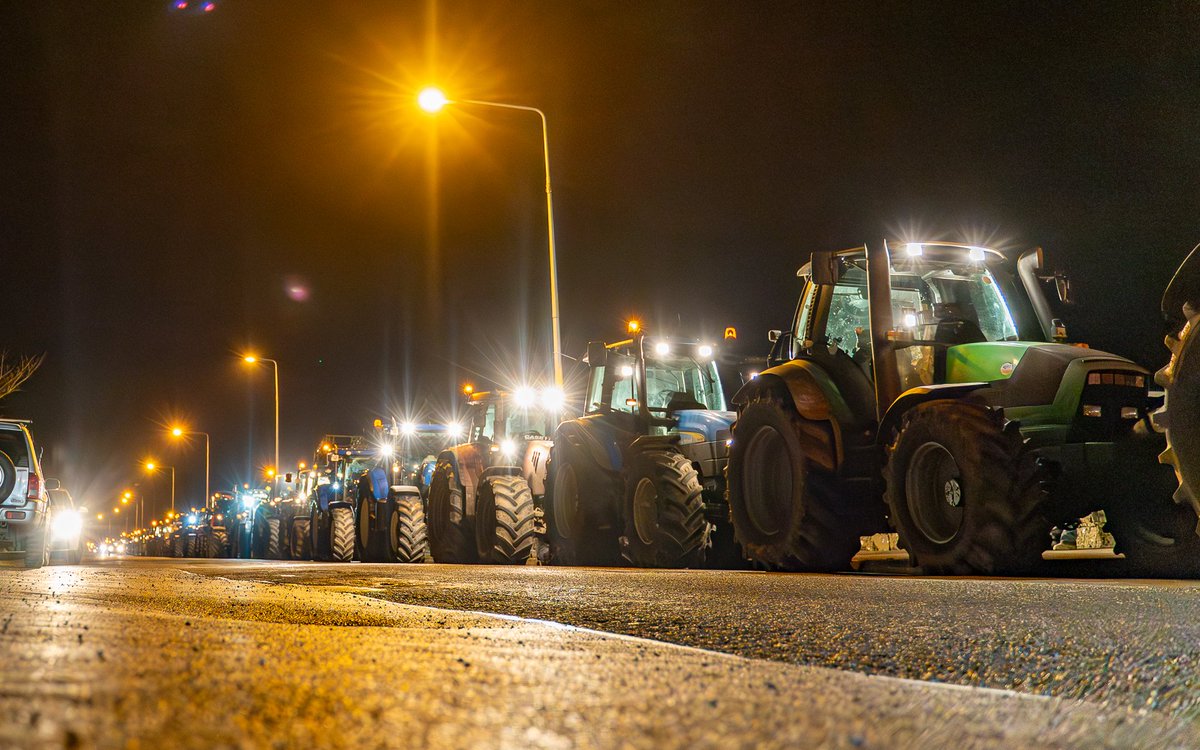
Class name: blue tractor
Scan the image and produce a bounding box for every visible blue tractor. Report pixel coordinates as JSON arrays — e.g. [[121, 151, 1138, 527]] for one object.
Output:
[[545, 324, 737, 567]]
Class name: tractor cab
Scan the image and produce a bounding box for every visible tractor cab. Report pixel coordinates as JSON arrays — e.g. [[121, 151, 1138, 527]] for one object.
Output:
[[583, 324, 733, 444]]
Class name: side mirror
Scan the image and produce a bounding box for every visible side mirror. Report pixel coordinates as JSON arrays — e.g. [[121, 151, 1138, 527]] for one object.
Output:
[[284, 473, 293, 483], [810, 251, 839, 286], [1054, 275, 1074, 305], [44, 477, 61, 491], [767, 329, 782, 343], [585, 341, 608, 368]]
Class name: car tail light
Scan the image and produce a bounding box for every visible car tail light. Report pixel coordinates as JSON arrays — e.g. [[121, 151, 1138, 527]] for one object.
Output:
[[26, 473, 41, 501]]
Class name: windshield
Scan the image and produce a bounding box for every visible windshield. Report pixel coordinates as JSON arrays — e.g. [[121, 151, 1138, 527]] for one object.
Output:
[[0, 427, 30, 468], [644, 354, 726, 411]]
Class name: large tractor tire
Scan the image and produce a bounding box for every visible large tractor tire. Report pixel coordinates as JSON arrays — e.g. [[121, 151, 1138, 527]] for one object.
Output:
[[310, 507, 331, 562], [727, 396, 870, 571], [290, 516, 312, 560], [208, 528, 229, 558], [173, 534, 187, 559], [885, 400, 1047, 575], [23, 523, 47, 569], [427, 465, 476, 563], [389, 492, 428, 563], [545, 446, 620, 566], [1161, 316, 1200, 531], [329, 507, 355, 563], [621, 449, 708, 568], [475, 475, 538, 564]]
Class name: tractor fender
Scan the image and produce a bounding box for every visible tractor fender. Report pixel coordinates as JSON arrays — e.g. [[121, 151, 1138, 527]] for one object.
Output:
[[553, 420, 623, 475], [876, 383, 990, 445], [731, 362, 858, 470], [327, 499, 354, 512], [388, 484, 421, 497], [480, 465, 521, 481], [523, 438, 553, 497], [364, 467, 390, 502]]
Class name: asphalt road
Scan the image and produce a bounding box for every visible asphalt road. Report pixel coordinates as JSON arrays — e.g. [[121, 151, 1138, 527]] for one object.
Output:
[[208, 559, 1200, 717], [1, 558, 1197, 749]]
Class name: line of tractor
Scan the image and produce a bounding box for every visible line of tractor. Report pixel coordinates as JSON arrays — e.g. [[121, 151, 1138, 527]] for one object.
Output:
[[138, 239, 1200, 578]]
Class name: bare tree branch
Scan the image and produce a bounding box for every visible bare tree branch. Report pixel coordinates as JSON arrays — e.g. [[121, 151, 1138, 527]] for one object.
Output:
[[0, 352, 46, 401]]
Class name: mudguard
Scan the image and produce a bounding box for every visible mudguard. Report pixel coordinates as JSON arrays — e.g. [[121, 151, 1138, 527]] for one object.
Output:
[[553, 417, 628, 475], [437, 444, 487, 518], [315, 483, 337, 512], [877, 383, 989, 444], [366, 467, 389, 502], [731, 361, 858, 470], [523, 438, 552, 497]]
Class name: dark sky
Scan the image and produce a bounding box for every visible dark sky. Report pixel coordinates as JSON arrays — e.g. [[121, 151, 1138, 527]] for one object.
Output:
[[3, 1, 1199, 519]]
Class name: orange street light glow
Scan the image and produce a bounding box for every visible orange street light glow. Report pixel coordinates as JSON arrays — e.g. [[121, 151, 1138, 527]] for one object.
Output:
[[145, 462, 156, 471], [243, 355, 257, 363], [171, 427, 184, 437], [418, 87, 449, 113]]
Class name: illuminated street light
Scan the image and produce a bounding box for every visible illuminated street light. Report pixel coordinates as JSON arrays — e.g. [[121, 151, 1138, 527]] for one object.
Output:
[[420, 88, 564, 389], [242, 354, 280, 493], [170, 425, 211, 510]]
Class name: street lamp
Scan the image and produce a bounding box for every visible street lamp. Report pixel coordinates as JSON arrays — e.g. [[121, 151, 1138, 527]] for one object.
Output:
[[145, 462, 176, 514], [170, 425, 211, 509], [242, 355, 280, 490], [418, 86, 564, 388]]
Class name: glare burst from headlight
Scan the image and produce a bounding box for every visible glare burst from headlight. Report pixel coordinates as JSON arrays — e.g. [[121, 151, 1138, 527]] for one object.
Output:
[[51, 510, 83, 541]]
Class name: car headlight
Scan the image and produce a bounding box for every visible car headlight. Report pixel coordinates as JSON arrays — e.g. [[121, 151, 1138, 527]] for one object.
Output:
[[52, 510, 83, 541]]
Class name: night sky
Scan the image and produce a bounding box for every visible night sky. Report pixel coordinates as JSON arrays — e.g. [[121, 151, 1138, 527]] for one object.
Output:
[[3, 1, 1199, 520]]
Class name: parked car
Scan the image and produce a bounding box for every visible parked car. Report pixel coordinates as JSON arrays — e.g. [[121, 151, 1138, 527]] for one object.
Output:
[[0, 419, 49, 568], [46, 479, 84, 564]]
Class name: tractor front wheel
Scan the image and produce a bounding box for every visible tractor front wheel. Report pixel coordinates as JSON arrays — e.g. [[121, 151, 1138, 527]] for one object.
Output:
[[475, 475, 538, 564], [427, 465, 476, 563], [389, 493, 428, 563], [545, 447, 620, 566], [290, 516, 312, 560], [728, 397, 867, 571], [885, 400, 1046, 575], [329, 507, 355, 562], [621, 449, 708, 568]]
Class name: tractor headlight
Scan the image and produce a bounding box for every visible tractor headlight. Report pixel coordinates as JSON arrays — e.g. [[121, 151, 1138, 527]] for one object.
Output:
[[541, 387, 565, 411], [514, 386, 537, 409], [500, 439, 517, 457], [52, 510, 83, 541], [186, 514, 198, 525], [446, 422, 464, 439], [697, 344, 714, 359]]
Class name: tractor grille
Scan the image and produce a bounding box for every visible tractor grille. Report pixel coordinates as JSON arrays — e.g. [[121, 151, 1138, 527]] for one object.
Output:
[[1069, 370, 1148, 442]]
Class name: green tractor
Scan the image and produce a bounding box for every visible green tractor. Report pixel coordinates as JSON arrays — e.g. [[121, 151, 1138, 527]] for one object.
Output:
[[727, 240, 1197, 575]]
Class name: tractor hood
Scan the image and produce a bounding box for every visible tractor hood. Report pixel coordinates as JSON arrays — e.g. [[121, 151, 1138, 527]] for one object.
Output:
[[948, 341, 1145, 408], [674, 409, 735, 445]]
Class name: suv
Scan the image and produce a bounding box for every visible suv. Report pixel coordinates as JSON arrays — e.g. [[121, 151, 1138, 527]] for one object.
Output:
[[0, 419, 49, 568]]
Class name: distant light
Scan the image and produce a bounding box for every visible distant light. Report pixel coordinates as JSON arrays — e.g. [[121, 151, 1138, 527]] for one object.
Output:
[[203, 2, 214, 12], [266, 468, 276, 478], [401, 422, 417, 436], [418, 87, 449, 113], [748, 371, 759, 380], [514, 386, 537, 409], [463, 383, 474, 395], [145, 462, 156, 471], [379, 444, 394, 457], [500, 439, 517, 457], [175, 1, 188, 8], [331, 482, 341, 491], [906, 243, 923, 257], [627, 320, 641, 334], [619, 365, 635, 378], [244, 355, 257, 363], [171, 427, 184, 437], [969, 246, 986, 261], [187, 514, 198, 525], [541, 386, 565, 411], [446, 422, 465, 439], [698, 344, 714, 358], [654, 342, 670, 356]]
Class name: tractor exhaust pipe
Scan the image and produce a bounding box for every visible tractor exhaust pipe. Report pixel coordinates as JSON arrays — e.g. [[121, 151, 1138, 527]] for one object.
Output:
[[868, 241, 902, 420]]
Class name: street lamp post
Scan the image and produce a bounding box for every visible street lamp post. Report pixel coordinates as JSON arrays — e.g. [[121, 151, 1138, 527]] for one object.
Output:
[[418, 88, 564, 388], [171, 427, 211, 508], [243, 356, 280, 490], [145, 462, 176, 515]]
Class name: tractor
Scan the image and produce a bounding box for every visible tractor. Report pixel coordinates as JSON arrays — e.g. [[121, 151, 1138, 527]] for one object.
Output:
[[426, 386, 557, 564], [545, 325, 735, 568], [352, 419, 443, 563], [187, 492, 238, 558], [302, 428, 427, 563], [726, 240, 1199, 576], [249, 477, 306, 560]]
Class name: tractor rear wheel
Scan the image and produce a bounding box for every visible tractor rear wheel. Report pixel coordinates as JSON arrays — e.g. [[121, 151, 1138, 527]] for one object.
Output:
[[728, 396, 868, 571], [621, 449, 708, 568], [290, 516, 312, 560], [545, 447, 620, 566], [389, 492, 428, 563], [174, 534, 187, 558], [329, 507, 355, 562], [885, 400, 1047, 575], [265, 517, 283, 560], [310, 507, 331, 562], [357, 493, 376, 563], [209, 528, 228, 558], [427, 465, 476, 563], [475, 475, 538, 564]]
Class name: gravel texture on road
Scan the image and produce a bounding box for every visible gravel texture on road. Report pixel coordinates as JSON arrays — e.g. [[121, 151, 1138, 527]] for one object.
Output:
[[2, 561, 1195, 749], [201, 560, 1200, 719]]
